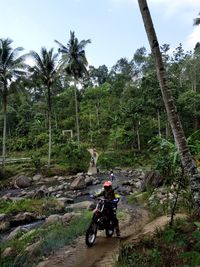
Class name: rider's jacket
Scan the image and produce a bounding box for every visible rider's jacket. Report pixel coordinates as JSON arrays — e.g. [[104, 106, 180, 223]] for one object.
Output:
[[96, 189, 120, 202]]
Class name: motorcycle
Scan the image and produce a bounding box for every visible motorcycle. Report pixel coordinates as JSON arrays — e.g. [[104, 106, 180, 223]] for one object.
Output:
[[85, 196, 119, 247]]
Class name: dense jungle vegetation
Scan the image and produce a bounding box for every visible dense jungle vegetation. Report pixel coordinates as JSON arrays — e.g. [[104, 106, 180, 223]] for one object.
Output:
[[2, 31, 200, 266], [1, 4, 200, 266], [1, 35, 200, 176]]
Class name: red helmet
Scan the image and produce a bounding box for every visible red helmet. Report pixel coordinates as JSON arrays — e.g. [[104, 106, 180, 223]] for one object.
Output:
[[103, 181, 112, 187]]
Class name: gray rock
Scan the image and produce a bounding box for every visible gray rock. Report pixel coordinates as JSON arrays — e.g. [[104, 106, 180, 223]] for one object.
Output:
[[141, 170, 164, 191], [57, 184, 64, 190], [45, 214, 61, 224], [33, 189, 47, 199], [12, 212, 35, 223], [70, 176, 86, 190], [85, 176, 95, 186], [32, 174, 43, 181], [68, 201, 93, 210], [7, 226, 27, 240], [48, 186, 55, 193], [61, 213, 75, 225], [0, 213, 6, 222], [0, 221, 10, 232], [57, 197, 74, 205], [15, 175, 31, 188], [2, 247, 15, 257], [25, 240, 41, 253]]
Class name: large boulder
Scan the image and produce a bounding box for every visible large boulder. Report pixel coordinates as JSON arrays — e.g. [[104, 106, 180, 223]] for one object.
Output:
[[60, 212, 80, 225], [85, 176, 95, 186], [7, 226, 27, 240], [141, 170, 164, 191], [12, 212, 36, 224], [57, 197, 74, 206], [14, 175, 31, 188], [70, 175, 86, 190]]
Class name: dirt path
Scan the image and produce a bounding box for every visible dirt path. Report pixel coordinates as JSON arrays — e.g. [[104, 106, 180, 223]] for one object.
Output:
[[36, 206, 149, 267], [36, 207, 186, 267]]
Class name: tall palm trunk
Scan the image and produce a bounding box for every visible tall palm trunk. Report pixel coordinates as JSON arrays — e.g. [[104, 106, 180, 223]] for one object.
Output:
[[136, 127, 141, 150], [74, 80, 80, 146], [89, 112, 93, 143], [2, 84, 7, 169], [138, 0, 200, 209], [47, 85, 52, 167], [157, 110, 161, 137]]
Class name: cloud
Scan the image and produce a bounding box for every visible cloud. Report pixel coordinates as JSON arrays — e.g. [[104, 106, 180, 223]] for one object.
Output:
[[185, 26, 200, 50]]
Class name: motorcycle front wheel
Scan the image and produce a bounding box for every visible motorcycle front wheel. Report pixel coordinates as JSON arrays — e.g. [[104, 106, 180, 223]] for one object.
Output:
[[85, 222, 97, 247]]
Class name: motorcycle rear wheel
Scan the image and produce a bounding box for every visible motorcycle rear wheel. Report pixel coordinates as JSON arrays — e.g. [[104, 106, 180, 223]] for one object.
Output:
[[85, 222, 97, 247]]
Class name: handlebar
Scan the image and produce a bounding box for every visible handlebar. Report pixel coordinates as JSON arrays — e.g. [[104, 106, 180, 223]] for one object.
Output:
[[89, 195, 119, 203]]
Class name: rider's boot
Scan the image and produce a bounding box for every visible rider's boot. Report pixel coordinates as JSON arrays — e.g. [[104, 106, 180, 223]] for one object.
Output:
[[116, 227, 120, 237]]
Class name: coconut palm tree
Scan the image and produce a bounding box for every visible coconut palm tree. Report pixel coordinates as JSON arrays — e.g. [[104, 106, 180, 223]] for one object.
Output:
[[137, 0, 200, 209], [29, 47, 60, 167], [0, 38, 25, 166], [55, 31, 91, 146], [194, 12, 200, 26]]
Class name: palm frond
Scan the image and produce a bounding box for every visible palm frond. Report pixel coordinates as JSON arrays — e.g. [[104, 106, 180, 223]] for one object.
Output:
[[193, 12, 200, 26], [55, 31, 90, 80], [54, 40, 68, 53]]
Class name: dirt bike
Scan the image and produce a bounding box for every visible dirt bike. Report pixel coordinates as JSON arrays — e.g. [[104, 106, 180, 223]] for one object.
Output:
[[85, 196, 119, 247]]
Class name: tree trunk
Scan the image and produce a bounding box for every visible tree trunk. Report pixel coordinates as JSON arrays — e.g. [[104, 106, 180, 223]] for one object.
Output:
[[96, 100, 100, 133], [137, 128, 141, 150], [54, 111, 58, 129], [47, 85, 52, 168], [74, 80, 80, 146], [138, 0, 200, 209], [157, 110, 161, 137], [166, 121, 170, 139], [89, 112, 93, 143], [2, 85, 7, 170]]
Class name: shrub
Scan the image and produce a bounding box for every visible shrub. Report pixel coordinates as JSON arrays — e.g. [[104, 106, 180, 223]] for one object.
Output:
[[52, 141, 90, 173]]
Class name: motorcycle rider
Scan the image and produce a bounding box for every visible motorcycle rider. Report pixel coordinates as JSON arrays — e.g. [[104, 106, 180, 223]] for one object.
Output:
[[95, 181, 120, 237]]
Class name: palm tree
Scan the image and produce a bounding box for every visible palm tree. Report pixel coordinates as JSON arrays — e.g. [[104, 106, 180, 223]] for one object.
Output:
[[29, 47, 60, 167], [55, 31, 91, 146], [137, 0, 200, 209], [194, 12, 200, 26], [0, 38, 25, 167]]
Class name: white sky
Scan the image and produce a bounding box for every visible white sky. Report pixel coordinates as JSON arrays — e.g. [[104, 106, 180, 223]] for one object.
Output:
[[0, 0, 199, 68]]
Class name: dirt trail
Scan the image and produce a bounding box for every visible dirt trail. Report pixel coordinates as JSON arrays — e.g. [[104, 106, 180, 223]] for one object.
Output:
[[36, 208, 187, 267], [36, 206, 149, 267]]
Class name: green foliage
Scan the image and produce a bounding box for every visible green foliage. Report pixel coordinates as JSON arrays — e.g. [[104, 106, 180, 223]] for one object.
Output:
[[117, 210, 128, 221], [52, 141, 90, 173], [127, 191, 150, 205], [1, 210, 91, 267], [116, 216, 200, 267], [109, 127, 134, 149], [31, 152, 42, 171], [98, 150, 143, 170], [187, 129, 200, 155], [149, 136, 181, 179], [0, 198, 64, 216]]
